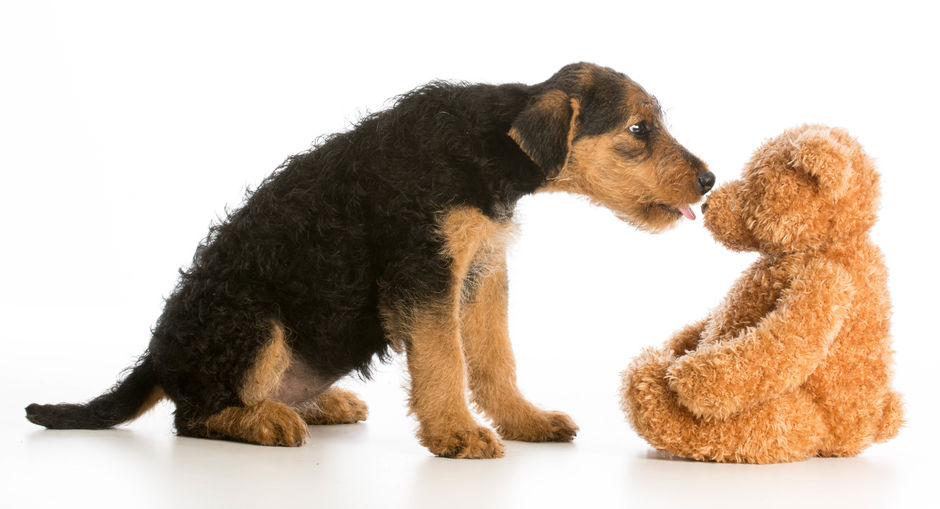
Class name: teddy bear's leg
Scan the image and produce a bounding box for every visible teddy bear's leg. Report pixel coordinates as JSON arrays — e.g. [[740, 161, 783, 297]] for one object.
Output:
[[874, 391, 904, 443], [817, 390, 904, 458], [622, 348, 685, 449], [622, 347, 826, 464]]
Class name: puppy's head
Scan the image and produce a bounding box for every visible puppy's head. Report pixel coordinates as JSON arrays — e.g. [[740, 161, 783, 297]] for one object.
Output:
[[510, 62, 713, 232]]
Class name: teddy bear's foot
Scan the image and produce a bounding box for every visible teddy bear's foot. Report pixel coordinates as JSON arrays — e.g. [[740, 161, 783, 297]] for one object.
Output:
[[621, 347, 826, 464]]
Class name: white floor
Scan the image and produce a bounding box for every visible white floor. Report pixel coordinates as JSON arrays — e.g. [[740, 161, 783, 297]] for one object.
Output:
[[3, 331, 930, 509], [5, 395, 926, 509]]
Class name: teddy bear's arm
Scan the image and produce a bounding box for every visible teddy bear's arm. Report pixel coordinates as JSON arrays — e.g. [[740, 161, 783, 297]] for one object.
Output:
[[665, 259, 855, 420], [663, 319, 707, 356]]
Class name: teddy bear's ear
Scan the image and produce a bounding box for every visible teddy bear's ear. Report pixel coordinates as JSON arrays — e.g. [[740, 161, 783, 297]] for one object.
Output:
[[789, 126, 854, 199], [509, 90, 580, 177]]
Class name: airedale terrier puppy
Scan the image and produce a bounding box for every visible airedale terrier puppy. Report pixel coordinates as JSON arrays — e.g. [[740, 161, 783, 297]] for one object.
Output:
[[27, 62, 713, 458]]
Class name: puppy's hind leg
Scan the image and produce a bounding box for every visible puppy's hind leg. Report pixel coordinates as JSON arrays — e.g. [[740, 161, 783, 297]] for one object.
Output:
[[198, 400, 309, 447], [179, 322, 309, 447], [461, 255, 578, 442], [295, 387, 368, 425], [268, 354, 368, 425]]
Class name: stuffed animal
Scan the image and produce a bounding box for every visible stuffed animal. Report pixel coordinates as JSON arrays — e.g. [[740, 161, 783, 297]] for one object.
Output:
[[620, 125, 903, 463]]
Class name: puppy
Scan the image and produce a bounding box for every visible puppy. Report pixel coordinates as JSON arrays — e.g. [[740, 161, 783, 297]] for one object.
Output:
[[27, 62, 713, 458]]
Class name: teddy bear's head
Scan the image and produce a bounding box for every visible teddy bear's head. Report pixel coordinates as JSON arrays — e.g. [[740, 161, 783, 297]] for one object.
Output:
[[703, 125, 879, 254]]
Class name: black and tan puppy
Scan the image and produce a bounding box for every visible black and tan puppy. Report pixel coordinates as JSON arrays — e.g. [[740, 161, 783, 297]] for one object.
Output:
[[26, 62, 713, 458]]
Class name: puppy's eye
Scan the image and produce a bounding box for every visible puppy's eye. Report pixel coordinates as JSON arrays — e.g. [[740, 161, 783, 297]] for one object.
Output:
[[628, 121, 650, 136]]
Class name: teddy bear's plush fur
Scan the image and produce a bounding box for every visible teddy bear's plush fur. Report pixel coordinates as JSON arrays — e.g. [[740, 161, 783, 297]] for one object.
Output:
[[621, 125, 903, 463]]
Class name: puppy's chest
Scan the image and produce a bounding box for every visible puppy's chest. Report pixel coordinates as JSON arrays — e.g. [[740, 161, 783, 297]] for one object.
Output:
[[701, 260, 795, 344], [438, 206, 519, 298]]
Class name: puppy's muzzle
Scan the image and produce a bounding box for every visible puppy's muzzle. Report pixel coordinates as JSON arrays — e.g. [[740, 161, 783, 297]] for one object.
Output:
[[696, 171, 716, 195]]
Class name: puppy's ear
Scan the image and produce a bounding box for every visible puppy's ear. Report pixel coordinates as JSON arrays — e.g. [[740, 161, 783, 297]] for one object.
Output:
[[509, 90, 580, 176], [790, 125, 854, 199]]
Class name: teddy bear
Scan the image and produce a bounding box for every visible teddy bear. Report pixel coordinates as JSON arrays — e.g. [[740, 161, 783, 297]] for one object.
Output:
[[620, 125, 903, 463]]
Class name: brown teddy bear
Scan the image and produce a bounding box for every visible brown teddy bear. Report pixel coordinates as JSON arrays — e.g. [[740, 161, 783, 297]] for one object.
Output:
[[620, 125, 903, 463]]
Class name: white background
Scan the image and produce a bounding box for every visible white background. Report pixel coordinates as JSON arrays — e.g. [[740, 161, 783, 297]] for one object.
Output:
[[2, 1, 938, 508]]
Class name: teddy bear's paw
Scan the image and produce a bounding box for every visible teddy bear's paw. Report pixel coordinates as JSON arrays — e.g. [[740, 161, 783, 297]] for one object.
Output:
[[620, 347, 675, 415], [666, 357, 739, 420]]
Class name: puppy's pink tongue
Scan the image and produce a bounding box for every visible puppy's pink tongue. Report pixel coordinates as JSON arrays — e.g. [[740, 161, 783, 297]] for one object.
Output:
[[677, 205, 696, 220]]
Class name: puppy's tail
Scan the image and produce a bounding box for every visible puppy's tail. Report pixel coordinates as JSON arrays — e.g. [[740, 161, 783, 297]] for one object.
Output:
[[25, 355, 164, 429]]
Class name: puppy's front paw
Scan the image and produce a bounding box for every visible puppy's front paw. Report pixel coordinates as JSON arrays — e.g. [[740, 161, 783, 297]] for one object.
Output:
[[420, 425, 505, 459], [497, 410, 578, 442]]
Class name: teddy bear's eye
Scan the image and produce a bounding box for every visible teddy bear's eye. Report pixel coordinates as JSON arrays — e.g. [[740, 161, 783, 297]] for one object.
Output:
[[628, 121, 650, 137]]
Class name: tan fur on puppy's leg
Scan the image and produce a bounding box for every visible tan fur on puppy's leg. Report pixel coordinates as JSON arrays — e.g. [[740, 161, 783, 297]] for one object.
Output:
[[406, 303, 504, 459], [461, 256, 577, 442], [195, 321, 308, 447], [240, 322, 292, 406], [201, 400, 309, 447], [296, 387, 368, 425], [395, 207, 508, 458]]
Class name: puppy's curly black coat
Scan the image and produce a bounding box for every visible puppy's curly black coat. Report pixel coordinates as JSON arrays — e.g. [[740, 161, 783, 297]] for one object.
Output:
[[27, 62, 712, 456]]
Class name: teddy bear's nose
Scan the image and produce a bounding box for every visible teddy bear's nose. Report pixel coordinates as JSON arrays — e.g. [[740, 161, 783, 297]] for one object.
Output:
[[696, 171, 716, 195]]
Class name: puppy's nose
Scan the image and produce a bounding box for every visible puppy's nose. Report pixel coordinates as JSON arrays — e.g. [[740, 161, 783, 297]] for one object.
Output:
[[696, 171, 715, 194], [701, 200, 709, 214]]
